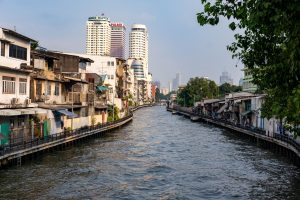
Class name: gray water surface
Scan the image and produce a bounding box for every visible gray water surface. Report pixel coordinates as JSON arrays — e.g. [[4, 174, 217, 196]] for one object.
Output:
[[0, 106, 300, 199]]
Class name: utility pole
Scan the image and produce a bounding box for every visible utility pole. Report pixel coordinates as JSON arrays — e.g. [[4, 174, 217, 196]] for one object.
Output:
[[71, 84, 74, 130], [112, 87, 115, 121]]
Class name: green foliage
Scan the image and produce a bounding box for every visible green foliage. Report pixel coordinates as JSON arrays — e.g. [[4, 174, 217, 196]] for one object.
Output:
[[30, 41, 39, 50], [128, 100, 134, 106], [219, 83, 242, 97], [107, 105, 120, 122], [177, 77, 218, 107], [155, 88, 160, 102], [197, 0, 300, 130], [155, 88, 176, 101]]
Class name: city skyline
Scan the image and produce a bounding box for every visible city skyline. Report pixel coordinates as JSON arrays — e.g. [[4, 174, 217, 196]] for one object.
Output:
[[0, 0, 243, 86]]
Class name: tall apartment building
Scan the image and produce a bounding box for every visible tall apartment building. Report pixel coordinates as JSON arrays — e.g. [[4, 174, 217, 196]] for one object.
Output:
[[129, 24, 148, 76], [219, 71, 233, 85], [172, 73, 181, 91], [86, 14, 111, 56], [110, 23, 126, 59]]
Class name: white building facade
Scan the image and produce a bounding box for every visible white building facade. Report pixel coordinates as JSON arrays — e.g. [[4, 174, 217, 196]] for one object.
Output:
[[86, 15, 111, 56], [110, 23, 126, 59], [0, 27, 36, 107], [129, 24, 148, 75]]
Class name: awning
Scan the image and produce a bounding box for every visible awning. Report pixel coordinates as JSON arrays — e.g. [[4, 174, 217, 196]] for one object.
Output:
[[56, 109, 78, 118], [0, 109, 22, 116], [234, 99, 242, 103], [217, 104, 228, 114], [29, 108, 49, 114], [241, 110, 252, 116], [96, 86, 109, 92], [0, 108, 48, 116], [15, 109, 35, 115], [95, 105, 108, 109], [64, 77, 88, 83]]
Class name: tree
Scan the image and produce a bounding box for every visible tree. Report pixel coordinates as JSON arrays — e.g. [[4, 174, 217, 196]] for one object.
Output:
[[177, 77, 218, 107], [155, 88, 160, 102], [30, 41, 39, 50], [197, 0, 300, 133], [107, 105, 120, 122], [219, 83, 242, 97]]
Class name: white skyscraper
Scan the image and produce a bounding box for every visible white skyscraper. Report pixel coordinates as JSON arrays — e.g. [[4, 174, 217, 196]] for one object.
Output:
[[111, 22, 126, 59], [129, 24, 149, 76], [86, 14, 111, 56]]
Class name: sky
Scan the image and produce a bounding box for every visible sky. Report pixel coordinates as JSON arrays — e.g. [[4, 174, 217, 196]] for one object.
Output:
[[0, 0, 244, 87]]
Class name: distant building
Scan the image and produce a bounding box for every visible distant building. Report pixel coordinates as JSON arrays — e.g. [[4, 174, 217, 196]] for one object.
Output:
[[168, 81, 172, 93], [242, 68, 257, 93], [151, 84, 157, 101], [153, 81, 161, 90], [219, 71, 233, 85], [110, 22, 126, 59], [86, 14, 111, 56], [130, 59, 145, 80], [172, 72, 181, 91], [160, 87, 169, 95]]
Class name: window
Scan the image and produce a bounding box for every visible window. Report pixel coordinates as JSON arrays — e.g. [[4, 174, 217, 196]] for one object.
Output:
[[107, 61, 110, 66], [36, 80, 42, 95], [9, 44, 27, 60], [54, 82, 59, 96], [19, 78, 27, 95], [1, 42, 5, 57], [45, 81, 51, 95], [2, 76, 16, 94], [111, 61, 114, 66]]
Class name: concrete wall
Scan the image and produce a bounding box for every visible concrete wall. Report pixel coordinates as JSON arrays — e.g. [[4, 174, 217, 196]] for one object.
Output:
[[0, 70, 30, 105], [31, 79, 64, 104], [0, 28, 31, 68], [64, 114, 107, 130]]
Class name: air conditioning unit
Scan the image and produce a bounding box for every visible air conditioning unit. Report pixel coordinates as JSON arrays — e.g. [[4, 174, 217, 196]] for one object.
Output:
[[11, 98, 20, 105], [25, 98, 31, 105]]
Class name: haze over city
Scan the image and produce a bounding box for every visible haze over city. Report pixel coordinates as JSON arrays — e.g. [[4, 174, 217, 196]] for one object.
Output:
[[0, 0, 243, 87]]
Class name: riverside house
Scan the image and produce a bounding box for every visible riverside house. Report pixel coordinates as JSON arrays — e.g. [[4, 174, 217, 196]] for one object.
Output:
[[0, 27, 40, 145]]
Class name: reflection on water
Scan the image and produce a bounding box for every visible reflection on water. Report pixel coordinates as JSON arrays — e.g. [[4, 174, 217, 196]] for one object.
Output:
[[0, 106, 300, 200]]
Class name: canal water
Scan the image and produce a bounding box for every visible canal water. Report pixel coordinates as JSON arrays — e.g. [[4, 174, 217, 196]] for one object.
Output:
[[0, 106, 300, 199]]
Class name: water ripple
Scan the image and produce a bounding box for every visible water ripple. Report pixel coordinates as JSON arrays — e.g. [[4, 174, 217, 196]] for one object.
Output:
[[0, 106, 300, 200]]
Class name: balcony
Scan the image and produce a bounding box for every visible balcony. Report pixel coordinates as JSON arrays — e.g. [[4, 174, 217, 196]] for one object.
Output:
[[68, 92, 87, 105]]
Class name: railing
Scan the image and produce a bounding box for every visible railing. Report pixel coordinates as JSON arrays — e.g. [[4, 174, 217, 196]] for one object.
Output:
[[170, 106, 300, 154], [0, 113, 133, 157]]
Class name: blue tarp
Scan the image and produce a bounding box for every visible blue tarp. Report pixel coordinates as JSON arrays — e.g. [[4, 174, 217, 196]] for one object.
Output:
[[56, 109, 78, 118], [96, 86, 109, 92]]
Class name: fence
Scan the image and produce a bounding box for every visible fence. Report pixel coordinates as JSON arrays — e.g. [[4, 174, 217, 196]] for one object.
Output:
[[171, 105, 300, 154], [0, 112, 133, 157]]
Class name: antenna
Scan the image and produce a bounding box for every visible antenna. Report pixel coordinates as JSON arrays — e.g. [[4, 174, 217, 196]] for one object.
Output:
[[14, 26, 16, 31]]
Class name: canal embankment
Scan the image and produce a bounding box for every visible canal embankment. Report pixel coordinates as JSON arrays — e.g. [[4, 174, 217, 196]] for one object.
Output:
[[0, 104, 152, 168], [167, 106, 300, 167]]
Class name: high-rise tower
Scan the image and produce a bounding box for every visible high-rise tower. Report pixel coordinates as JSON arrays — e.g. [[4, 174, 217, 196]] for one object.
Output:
[[86, 14, 111, 56], [129, 24, 148, 76], [110, 23, 126, 59]]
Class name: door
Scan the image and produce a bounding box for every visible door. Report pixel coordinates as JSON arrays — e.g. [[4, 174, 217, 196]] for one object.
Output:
[[0, 123, 11, 145]]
